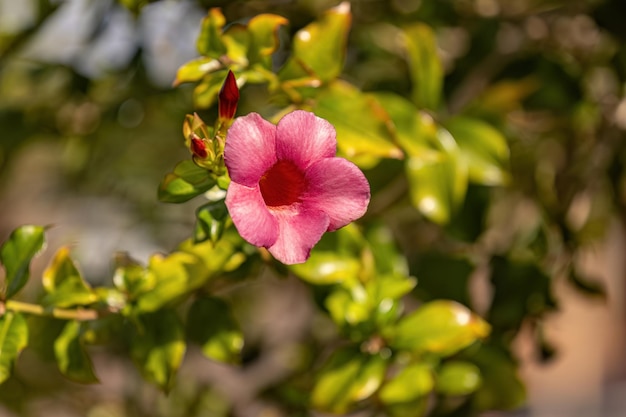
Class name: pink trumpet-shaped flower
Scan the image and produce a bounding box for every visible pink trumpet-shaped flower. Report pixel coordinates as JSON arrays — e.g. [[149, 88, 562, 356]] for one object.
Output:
[[224, 110, 370, 265]]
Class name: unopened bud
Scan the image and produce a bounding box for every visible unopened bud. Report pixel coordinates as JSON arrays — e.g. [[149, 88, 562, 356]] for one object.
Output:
[[191, 135, 208, 159], [218, 70, 239, 121]]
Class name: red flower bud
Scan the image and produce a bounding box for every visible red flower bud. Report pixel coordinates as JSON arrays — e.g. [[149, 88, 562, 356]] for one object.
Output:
[[218, 70, 239, 121], [191, 136, 208, 159]]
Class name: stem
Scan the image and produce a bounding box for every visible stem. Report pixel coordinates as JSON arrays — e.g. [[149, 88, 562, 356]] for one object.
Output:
[[3, 300, 102, 321]]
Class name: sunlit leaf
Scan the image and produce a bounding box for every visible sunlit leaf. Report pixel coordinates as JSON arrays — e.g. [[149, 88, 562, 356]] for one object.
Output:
[[436, 361, 482, 396], [130, 310, 186, 392], [54, 320, 98, 383], [173, 57, 221, 87], [0, 312, 28, 384], [247, 14, 288, 67], [313, 81, 403, 168], [158, 160, 216, 203], [1, 225, 46, 299], [403, 22, 443, 110], [311, 348, 387, 413], [379, 362, 433, 404], [290, 252, 360, 285], [445, 116, 510, 186], [136, 251, 209, 313], [42, 247, 97, 308], [193, 70, 229, 109], [279, 2, 351, 82], [406, 147, 468, 224], [390, 300, 490, 356], [194, 200, 229, 244], [186, 297, 243, 364], [197, 8, 227, 58], [112, 253, 152, 301]]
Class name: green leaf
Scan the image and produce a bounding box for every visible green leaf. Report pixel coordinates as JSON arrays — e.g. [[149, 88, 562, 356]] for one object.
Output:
[[194, 200, 229, 244], [222, 24, 250, 66], [403, 22, 443, 110], [1, 225, 46, 299], [311, 348, 387, 414], [186, 297, 243, 364], [444, 116, 510, 186], [130, 310, 186, 392], [436, 361, 482, 396], [193, 69, 229, 109], [0, 312, 28, 384], [158, 160, 216, 203], [136, 251, 209, 313], [313, 81, 403, 168], [390, 300, 490, 356], [42, 247, 97, 308], [197, 8, 227, 58], [379, 362, 434, 404], [290, 252, 361, 285], [279, 2, 351, 82], [406, 146, 468, 224], [112, 253, 152, 302], [173, 57, 221, 87], [247, 14, 288, 67], [54, 320, 98, 383]]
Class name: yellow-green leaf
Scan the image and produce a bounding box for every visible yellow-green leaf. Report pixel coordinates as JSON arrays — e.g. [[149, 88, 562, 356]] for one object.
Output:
[[42, 247, 97, 308], [379, 362, 434, 404], [158, 160, 217, 203], [247, 14, 288, 67], [173, 57, 221, 87], [1, 225, 46, 299], [54, 320, 98, 383], [197, 8, 227, 58], [390, 300, 490, 356], [403, 22, 443, 110], [311, 348, 387, 414], [436, 361, 482, 396], [0, 312, 28, 384], [279, 2, 351, 83]]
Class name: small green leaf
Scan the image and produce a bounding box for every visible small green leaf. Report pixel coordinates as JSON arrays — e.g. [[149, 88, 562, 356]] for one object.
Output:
[[194, 200, 229, 244], [42, 247, 97, 308], [136, 251, 209, 313], [290, 252, 361, 285], [54, 320, 98, 383], [130, 310, 186, 392], [313, 81, 403, 167], [222, 24, 250, 66], [193, 69, 230, 109], [173, 57, 221, 87], [403, 22, 443, 110], [186, 297, 243, 364], [390, 300, 490, 356], [436, 361, 482, 396], [444, 116, 510, 186], [0, 312, 28, 384], [379, 362, 434, 404], [311, 348, 387, 414], [247, 14, 288, 67], [158, 160, 216, 203], [197, 8, 227, 58], [1, 225, 46, 299], [279, 2, 351, 82], [112, 253, 152, 301]]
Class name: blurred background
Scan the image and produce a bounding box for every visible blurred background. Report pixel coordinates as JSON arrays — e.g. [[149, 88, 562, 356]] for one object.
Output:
[[1, 0, 626, 416]]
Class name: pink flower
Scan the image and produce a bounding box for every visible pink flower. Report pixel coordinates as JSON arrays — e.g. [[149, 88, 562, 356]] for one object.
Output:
[[224, 110, 370, 265]]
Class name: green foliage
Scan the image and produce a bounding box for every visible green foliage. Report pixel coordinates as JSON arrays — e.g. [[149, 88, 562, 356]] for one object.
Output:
[[42, 247, 98, 308], [0, 225, 46, 299], [54, 320, 98, 383], [158, 160, 217, 203], [0, 312, 28, 384]]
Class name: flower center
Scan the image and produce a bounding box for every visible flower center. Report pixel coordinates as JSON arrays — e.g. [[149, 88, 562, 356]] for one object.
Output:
[[259, 160, 306, 208]]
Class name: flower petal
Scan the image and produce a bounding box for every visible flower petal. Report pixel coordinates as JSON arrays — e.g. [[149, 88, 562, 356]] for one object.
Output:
[[268, 208, 330, 265], [226, 182, 279, 247], [225, 112, 277, 187], [303, 158, 370, 231], [275, 110, 336, 170]]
